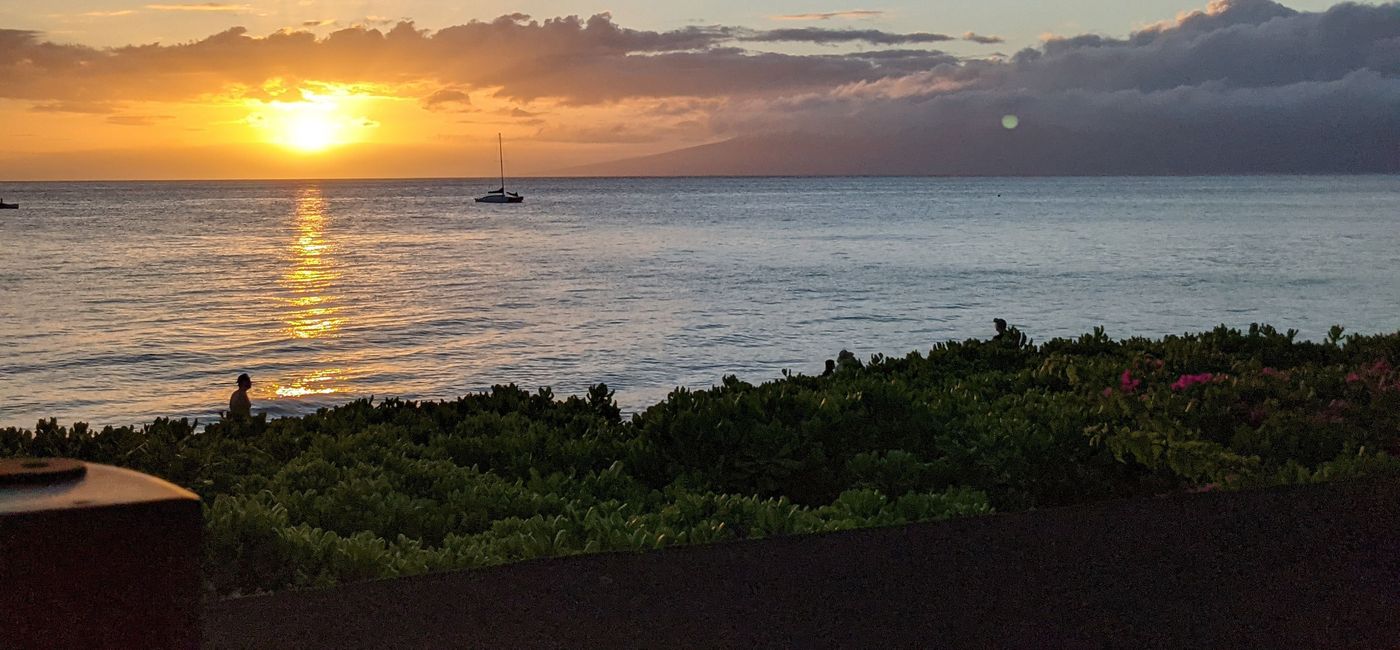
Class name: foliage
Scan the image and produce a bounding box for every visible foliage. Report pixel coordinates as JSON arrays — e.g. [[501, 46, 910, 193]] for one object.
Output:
[[4, 324, 1399, 597]]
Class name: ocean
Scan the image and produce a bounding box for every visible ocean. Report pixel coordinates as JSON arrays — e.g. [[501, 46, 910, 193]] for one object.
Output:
[[1, 176, 1398, 428]]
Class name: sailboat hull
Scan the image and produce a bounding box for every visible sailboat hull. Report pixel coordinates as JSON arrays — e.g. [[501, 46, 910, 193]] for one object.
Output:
[[477, 134, 523, 203]]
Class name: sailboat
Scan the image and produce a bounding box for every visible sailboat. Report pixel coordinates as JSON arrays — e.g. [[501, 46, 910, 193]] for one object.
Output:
[[475, 133, 524, 203]]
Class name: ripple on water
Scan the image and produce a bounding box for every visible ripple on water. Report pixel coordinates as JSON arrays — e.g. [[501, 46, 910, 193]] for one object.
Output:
[[3, 176, 1400, 427]]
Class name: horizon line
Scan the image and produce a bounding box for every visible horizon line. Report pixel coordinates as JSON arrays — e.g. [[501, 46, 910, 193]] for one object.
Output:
[[4, 171, 1399, 183]]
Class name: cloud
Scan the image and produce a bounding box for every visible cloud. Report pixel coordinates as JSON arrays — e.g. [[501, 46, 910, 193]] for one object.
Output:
[[302, 19, 337, 28], [28, 101, 117, 114], [0, 17, 959, 105], [772, 10, 884, 21], [80, 10, 139, 17], [835, 49, 961, 74], [145, 3, 250, 11], [6, 1, 1400, 175], [962, 32, 1004, 44], [742, 28, 955, 44], [361, 16, 401, 27], [422, 88, 472, 110], [584, 0, 1400, 174]]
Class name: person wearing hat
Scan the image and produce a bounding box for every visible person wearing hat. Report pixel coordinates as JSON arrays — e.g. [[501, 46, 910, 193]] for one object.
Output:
[[228, 373, 253, 419]]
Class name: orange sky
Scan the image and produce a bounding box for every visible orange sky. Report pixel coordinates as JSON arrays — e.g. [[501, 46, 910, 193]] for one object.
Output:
[[2, 1, 1396, 179], [0, 15, 780, 179], [3, 70, 704, 179]]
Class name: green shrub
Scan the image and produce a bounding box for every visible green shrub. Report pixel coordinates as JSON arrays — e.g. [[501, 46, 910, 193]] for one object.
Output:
[[5, 325, 1399, 596]]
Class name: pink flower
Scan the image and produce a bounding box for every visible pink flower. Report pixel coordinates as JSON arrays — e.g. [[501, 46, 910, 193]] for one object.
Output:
[[1101, 387, 1115, 397], [1346, 372, 1361, 383], [1120, 370, 1142, 394], [1171, 373, 1215, 392]]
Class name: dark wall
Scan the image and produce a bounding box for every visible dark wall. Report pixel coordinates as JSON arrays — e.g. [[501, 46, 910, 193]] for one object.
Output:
[[206, 478, 1400, 649]]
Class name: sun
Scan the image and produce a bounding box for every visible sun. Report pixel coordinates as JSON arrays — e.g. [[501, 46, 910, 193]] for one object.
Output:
[[283, 110, 340, 152], [248, 86, 371, 153], [271, 100, 345, 153]]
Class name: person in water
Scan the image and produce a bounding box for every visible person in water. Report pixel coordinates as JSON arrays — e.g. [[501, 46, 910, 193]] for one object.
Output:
[[228, 373, 253, 419]]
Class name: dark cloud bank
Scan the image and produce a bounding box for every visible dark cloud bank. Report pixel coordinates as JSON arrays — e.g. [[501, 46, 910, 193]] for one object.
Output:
[[588, 0, 1400, 175], [0, 15, 984, 104], [3, 0, 1400, 174]]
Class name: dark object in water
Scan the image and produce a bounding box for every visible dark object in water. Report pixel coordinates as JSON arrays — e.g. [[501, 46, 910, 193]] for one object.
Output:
[[475, 133, 524, 204], [0, 198, 17, 209], [475, 189, 524, 203]]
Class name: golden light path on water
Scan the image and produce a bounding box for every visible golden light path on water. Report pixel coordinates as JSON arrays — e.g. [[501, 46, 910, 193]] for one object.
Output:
[[4, 177, 1400, 430], [272, 187, 349, 399]]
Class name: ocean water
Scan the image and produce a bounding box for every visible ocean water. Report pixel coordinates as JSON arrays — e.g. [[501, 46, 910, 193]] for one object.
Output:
[[1, 176, 1398, 429]]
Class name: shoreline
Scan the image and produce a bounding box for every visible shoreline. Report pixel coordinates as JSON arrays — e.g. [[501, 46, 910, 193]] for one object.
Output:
[[7, 324, 1399, 433], [6, 324, 1399, 596]]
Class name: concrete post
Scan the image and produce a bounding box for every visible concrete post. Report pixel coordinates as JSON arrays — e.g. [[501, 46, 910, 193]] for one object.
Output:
[[1, 458, 202, 649]]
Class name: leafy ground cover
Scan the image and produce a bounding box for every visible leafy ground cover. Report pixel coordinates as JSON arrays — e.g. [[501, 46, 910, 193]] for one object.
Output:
[[4, 325, 1398, 597]]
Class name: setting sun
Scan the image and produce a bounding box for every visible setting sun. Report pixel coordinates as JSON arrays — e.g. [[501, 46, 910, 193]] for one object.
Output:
[[248, 86, 373, 153], [268, 98, 345, 153], [283, 111, 340, 152]]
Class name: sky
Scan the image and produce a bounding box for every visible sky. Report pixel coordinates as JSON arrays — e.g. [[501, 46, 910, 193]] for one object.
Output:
[[1, 0, 1397, 178]]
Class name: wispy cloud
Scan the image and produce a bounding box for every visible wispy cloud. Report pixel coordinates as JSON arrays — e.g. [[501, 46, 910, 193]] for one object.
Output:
[[772, 10, 884, 21], [962, 32, 1004, 44], [144, 3, 250, 12], [301, 19, 337, 28], [80, 10, 138, 17], [421, 88, 473, 111], [743, 28, 954, 44], [28, 101, 117, 114]]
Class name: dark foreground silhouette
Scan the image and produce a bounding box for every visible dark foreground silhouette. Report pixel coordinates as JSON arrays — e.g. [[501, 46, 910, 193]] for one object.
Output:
[[205, 477, 1400, 648]]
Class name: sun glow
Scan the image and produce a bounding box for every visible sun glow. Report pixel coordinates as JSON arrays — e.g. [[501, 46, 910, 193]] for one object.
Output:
[[267, 99, 345, 152], [248, 84, 375, 153], [283, 110, 340, 152]]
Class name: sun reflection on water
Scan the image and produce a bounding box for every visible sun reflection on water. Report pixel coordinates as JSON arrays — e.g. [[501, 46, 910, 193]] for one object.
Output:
[[274, 368, 345, 397], [283, 188, 343, 340], [269, 186, 351, 401]]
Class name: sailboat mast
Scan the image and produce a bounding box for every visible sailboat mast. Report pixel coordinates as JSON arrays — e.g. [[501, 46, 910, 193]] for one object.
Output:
[[498, 133, 505, 191]]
